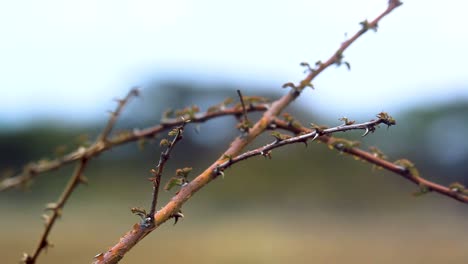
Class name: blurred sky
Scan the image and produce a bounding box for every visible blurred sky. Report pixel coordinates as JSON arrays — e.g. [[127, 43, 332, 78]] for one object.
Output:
[[1, 0, 468, 125]]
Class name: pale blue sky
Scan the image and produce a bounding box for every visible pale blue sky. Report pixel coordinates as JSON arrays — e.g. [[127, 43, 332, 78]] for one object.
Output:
[[1, 0, 468, 125]]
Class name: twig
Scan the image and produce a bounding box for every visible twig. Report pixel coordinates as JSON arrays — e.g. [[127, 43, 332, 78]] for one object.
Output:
[[148, 123, 186, 222], [271, 118, 468, 204], [237, 90, 248, 120], [21, 89, 139, 263], [283, 1, 402, 91], [216, 117, 389, 172], [99, 88, 140, 142], [0, 104, 269, 191], [236, 89, 251, 133], [92, 3, 402, 263], [22, 158, 89, 264]]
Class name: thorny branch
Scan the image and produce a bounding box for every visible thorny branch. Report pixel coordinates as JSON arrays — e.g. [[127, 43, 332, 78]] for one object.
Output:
[[271, 118, 468, 203], [0, 104, 269, 191], [92, 2, 403, 263], [148, 122, 187, 223], [22, 159, 89, 264], [282, 0, 402, 91], [99, 88, 140, 142], [215, 114, 394, 173]]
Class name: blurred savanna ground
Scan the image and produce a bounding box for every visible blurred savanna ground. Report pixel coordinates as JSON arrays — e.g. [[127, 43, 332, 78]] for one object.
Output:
[[1, 84, 468, 263]]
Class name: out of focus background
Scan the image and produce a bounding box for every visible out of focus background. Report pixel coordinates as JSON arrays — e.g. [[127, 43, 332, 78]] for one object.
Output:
[[1, 0, 468, 263]]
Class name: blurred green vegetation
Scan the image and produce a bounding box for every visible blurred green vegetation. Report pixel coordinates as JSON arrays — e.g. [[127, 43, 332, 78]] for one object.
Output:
[[1, 82, 468, 263]]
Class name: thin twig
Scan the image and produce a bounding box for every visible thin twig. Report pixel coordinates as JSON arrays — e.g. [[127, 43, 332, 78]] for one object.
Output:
[[216, 117, 388, 171], [271, 118, 468, 204], [21, 89, 139, 263], [236, 89, 251, 133], [289, 0, 403, 91], [92, 3, 402, 263], [148, 123, 186, 221], [99, 88, 139, 142], [237, 90, 248, 120], [22, 158, 88, 264], [1, 104, 269, 191]]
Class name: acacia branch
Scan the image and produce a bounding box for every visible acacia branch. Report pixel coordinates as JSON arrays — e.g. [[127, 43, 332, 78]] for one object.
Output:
[[92, 2, 402, 263], [284, 0, 403, 91], [22, 158, 89, 264], [271, 118, 468, 204], [99, 88, 140, 142], [0, 104, 269, 191], [216, 116, 391, 172], [21, 89, 139, 263], [148, 123, 186, 221]]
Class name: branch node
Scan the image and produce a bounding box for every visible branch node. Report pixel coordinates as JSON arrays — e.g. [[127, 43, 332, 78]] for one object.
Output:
[[141, 217, 154, 229]]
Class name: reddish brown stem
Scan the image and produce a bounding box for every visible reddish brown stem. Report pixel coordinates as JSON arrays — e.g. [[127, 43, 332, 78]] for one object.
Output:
[[0, 104, 269, 191], [272, 118, 468, 204]]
